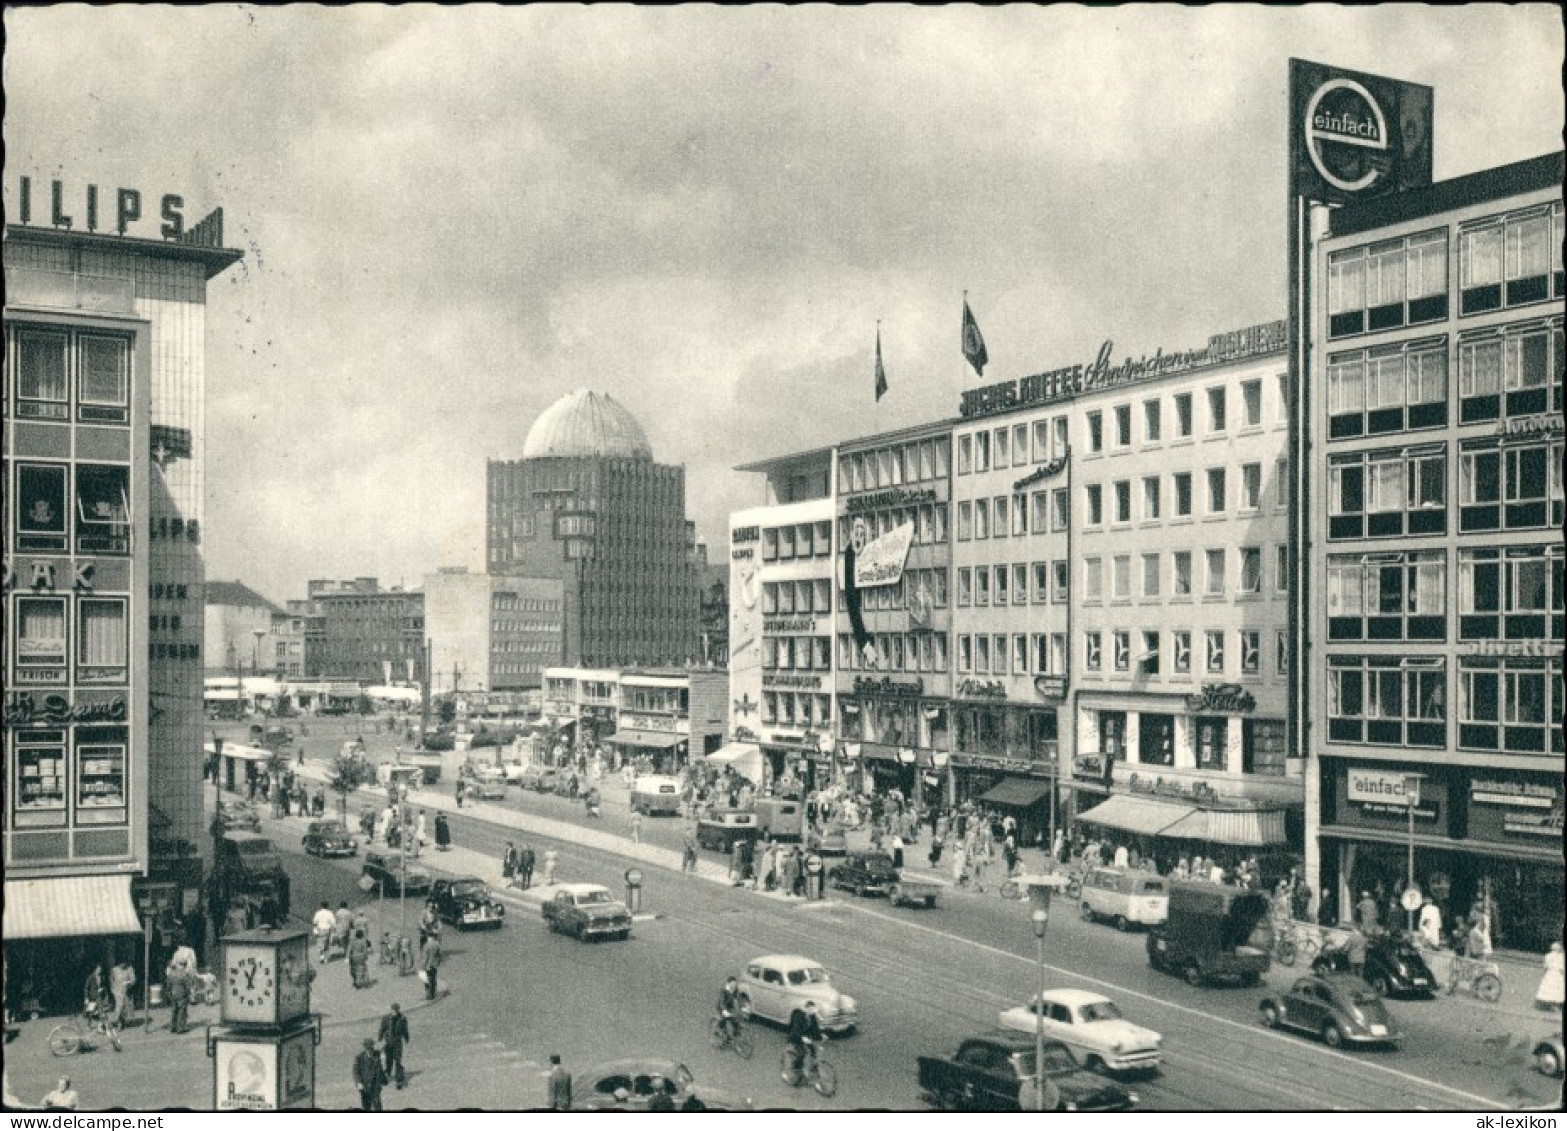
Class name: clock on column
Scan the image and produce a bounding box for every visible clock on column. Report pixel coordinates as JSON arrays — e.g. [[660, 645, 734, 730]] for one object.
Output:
[[220, 927, 313, 1027]]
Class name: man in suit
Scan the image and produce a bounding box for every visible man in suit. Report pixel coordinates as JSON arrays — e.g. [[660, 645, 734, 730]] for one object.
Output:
[[378, 1003, 410, 1089], [354, 1038, 388, 1111], [547, 1054, 572, 1111], [164, 960, 192, 1035], [518, 844, 536, 890], [420, 933, 442, 1001]]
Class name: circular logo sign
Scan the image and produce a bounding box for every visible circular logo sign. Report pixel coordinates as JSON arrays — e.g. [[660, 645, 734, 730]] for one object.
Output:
[[850, 517, 869, 555], [1400, 887, 1423, 912], [1305, 78, 1390, 194]]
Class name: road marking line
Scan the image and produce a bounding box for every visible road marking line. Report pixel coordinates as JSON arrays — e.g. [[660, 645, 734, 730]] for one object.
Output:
[[841, 901, 1506, 1110]]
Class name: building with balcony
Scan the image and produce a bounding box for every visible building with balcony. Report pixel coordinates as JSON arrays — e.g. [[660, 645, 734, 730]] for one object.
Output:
[[1306, 151, 1564, 950]]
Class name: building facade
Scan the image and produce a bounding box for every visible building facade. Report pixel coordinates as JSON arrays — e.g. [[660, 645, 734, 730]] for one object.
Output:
[[488, 389, 699, 669], [4, 200, 241, 989], [423, 566, 564, 693], [1306, 152, 1564, 950], [203, 579, 282, 677], [540, 664, 726, 769], [304, 577, 425, 685]]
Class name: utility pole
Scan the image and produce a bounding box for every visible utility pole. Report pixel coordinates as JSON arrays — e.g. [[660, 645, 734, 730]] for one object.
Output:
[[420, 638, 432, 738]]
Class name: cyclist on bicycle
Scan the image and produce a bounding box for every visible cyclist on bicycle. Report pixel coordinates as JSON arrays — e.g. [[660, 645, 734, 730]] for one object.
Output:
[[786, 1004, 824, 1077], [715, 975, 742, 1040], [82, 965, 108, 1022]]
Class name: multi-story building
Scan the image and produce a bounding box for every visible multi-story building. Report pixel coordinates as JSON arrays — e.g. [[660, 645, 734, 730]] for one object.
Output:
[[540, 664, 725, 769], [304, 577, 425, 685], [423, 566, 564, 693], [1306, 151, 1564, 950], [266, 599, 316, 680], [488, 390, 699, 669], [203, 579, 281, 677], [4, 192, 241, 994]]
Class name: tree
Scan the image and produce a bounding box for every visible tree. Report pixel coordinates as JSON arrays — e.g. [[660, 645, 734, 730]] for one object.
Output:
[[328, 749, 373, 823], [437, 696, 457, 727]]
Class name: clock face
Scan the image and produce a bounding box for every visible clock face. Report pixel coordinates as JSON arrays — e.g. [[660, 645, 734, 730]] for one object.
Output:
[[224, 946, 277, 1023]]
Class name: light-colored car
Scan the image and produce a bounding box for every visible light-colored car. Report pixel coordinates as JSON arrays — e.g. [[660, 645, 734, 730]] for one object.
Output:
[[542, 883, 633, 941], [738, 954, 858, 1035], [998, 989, 1162, 1074], [573, 1058, 751, 1111]]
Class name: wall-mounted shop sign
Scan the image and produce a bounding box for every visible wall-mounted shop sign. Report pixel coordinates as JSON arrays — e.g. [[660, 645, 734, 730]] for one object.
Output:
[[1184, 683, 1257, 714], [1127, 773, 1219, 804], [956, 678, 1007, 700], [764, 616, 817, 633], [845, 487, 937, 514], [763, 673, 822, 690], [959, 320, 1286, 420], [1461, 639, 1555, 658], [1344, 765, 1438, 822], [1034, 675, 1068, 701], [14, 176, 229, 247], [1013, 456, 1068, 491], [1467, 777, 1563, 844], [618, 713, 680, 733], [852, 675, 923, 699], [3, 690, 128, 729], [732, 526, 760, 544], [1497, 414, 1564, 442], [1073, 753, 1108, 780]]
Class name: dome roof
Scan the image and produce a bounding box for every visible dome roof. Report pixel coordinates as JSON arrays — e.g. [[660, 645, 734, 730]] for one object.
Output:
[[521, 389, 653, 461]]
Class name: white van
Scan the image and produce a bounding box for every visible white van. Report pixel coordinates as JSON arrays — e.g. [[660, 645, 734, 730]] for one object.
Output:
[[1079, 868, 1169, 929], [630, 775, 682, 816]]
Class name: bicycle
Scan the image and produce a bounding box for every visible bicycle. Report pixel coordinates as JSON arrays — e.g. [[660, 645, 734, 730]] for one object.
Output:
[[49, 1005, 121, 1056], [999, 867, 1081, 902], [780, 1036, 837, 1098], [1444, 953, 1503, 1002], [1274, 922, 1319, 967], [709, 1012, 754, 1060]]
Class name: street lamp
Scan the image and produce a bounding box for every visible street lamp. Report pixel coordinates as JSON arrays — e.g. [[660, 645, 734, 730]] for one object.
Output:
[[1025, 873, 1066, 1112], [1403, 772, 1425, 933]]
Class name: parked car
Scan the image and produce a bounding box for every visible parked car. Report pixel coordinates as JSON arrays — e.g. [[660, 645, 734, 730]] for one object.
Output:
[[1259, 974, 1402, 1048], [997, 989, 1162, 1074], [542, 883, 633, 941], [516, 766, 560, 793], [1310, 934, 1437, 998], [361, 850, 433, 897], [807, 823, 848, 857], [917, 1030, 1139, 1112], [1079, 868, 1168, 930], [1534, 1031, 1564, 1078], [216, 799, 262, 833], [572, 1058, 750, 1112], [696, 811, 759, 853], [302, 819, 358, 858], [737, 954, 857, 1035], [214, 831, 290, 918], [465, 775, 508, 801], [829, 852, 900, 897], [430, 877, 505, 929]]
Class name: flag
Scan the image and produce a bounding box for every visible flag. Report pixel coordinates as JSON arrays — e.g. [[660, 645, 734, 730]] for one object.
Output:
[[875, 326, 888, 401], [962, 297, 988, 375]]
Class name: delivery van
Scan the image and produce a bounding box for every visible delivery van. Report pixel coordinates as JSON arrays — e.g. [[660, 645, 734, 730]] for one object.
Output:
[[1079, 868, 1169, 929], [630, 775, 682, 816]]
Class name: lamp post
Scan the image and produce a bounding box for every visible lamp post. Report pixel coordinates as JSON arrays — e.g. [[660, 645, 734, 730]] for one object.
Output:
[[1403, 772, 1425, 933], [1025, 873, 1066, 1112]]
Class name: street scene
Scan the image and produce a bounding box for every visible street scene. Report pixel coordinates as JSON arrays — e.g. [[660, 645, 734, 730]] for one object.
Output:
[[3, 5, 1564, 1117]]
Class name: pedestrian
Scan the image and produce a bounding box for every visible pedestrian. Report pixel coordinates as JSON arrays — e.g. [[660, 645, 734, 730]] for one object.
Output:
[[1467, 916, 1493, 960], [420, 932, 442, 1000], [542, 848, 559, 886], [108, 959, 136, 1030], [1113, 842, 1130, 869], [415, 810, 428, 856], [547, 1054, 572, 1111], [1208, 860, 1225, 885], [682, 829, 698, 874], [950, 841, 967, 886], [348, 929, 372, 989], [891, 833, 905, 871], [418, 902, 440, 949], [928, 832, 944, 868], [1534, 942, 1565, 1012], [334, 900, 354, 954], [1354, 890, 1381, 936], [1417, 898, 1443, 950], [354, 1037, 388, 1111], [502, 841, 518, 882], [1345, 925, 1368, 978], [517, 843, 536, 889], [434, 812, 451, 852], [164, 959, 192, 1034], [630, 810, 643, 844], [41, 1078, 79, 1111], [454, 778, 464, 809], [378, 1003, 410, 1089]]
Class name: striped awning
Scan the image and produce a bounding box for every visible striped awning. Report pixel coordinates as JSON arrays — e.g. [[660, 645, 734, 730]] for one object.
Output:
[[605, 729, 686, 750], [1161, 807, 1287, 846], [3, 874, 143, 940], [1076, 794, 1196, 836]]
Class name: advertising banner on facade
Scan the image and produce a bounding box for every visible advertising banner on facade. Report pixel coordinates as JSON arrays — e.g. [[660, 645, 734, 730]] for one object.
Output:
[[1340, 765, 1439, 824], [1289, 58, 1433, 205], [728, 521, 763, 733], [1467, 776, 1564, 846], [853, 521, 915, 589]]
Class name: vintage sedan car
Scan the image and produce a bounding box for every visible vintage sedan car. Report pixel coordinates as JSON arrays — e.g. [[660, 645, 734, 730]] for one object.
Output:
[[918, 1031, 1139, 1112], [542, 883, 632, 941], [807, 823, 848, 858], [516, 766, 561, 793], [301, 819, 358, 858], [829, 852, 901, 897], [1260, 974, 1402, 1048], [997, 989, 1161, 1074], [216, 799, 262, 833], [696, 810, 760, 853], [572, 1058, 751, 1112], [430, 876, 505, 929], [360, 850, 433, 897], [737, 954, 858, 1035], [1311, 934, 1437, 998], [1534, 1031, 1564, 1078]]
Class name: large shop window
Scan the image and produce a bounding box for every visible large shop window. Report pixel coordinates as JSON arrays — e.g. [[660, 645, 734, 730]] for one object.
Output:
[[1099, 711, 1126, 760], [15, 463, 69, 552], [1327, 551, 1446, 642], [76, 729, 128, 824], [13, 731, 68, 827], [1327, 339, 1447, 439], [1242, 719, 1288, 776], [1328, 230, 1448, 338], [1140, 713, 1175, 766], [1458, 659, 1564, 755], [1328, 656, 1446, 748], [1194, 717, 1227, 770], [1458, 545, 1564, 642], [1457, 322, 1564, 424], [1328, 445, 1446, 540], [16, 596, 68, 672], [77, 598, 129, 683], [1458, 439, 1563, 533]]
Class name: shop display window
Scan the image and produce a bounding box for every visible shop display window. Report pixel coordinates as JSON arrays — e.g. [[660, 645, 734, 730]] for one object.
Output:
[[76, 736, 128, 823], [13, 733, 68, 827], [1140, 713, 1175, 766], [1194, 717, 1227, 770], [1242, 719, 1287, 776], [15, 596, 68, 674], [77, 598, 129, 682], [16, 463, 69, 552]]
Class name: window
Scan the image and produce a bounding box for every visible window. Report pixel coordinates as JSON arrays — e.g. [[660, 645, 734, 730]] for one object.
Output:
[[994, 427, 1010, 469], [1205, 630, 1225, 673], [762, 528, 778, 561], [1140, 631, 1161, 676], [1172, 551, 1192, 596], [1195, 717, 1227, 770], [974, 498, 990, 539], [1459, 440, 1561, 534], [1052, 561, 1068, 604], [1112, 631, 1130, 671], [975, 635, 991, 672], [1054, 417, 1068, 458], [1329, 246, 1368, 336], [1012, 563, 1028, 605], [1087, 411, 1103, 453], [1142, 553, 1160, 598], [1332, 231, 1449, 335], [1330, 341, 1448, 438], [975, 431, 990, 472], [1463, 324, 1564, 424], [1144, 399, 1161, 443], [1174, 472, 1192, 517], [1052, 489, 1069, 532], [1458, 659, 1563, 754], [1205, 549, 1225, 596], [1032, 562, 1049, 604], [1277, 458, 1290, 507], [1207, 387, 1226, 432], [1031, 634, 1049, 674], [1206, 467, 1226, 513], [1241, 463, 1262, 510], [958, 435, 972, 475], [77, 599, 127, 680], [1113, 480, 1131, 523], [1084, 557, 1103, 601], [14, 328, 70, 414], [1330, 446, 1447, 540], [1468, 210, 1554, 311], [1243, 719, 1287, 776], [78, 336, 130, 422], [1328, 656, 1446, 747], [1031, 490, 1049, 533], [1140, 713, 1175, 765], [933, 504, 947, 543], [1174, 392, 1193, 437], [15, 463, 69, 551], [14, 735, 68, 825], [1239, 381, 1262, 429], [1239, 547, 1262, 594], [1276, 545, 1290, 594], [975, 568, 990, 607], [1459, 545, 1564, 642], [1051, 633, 1067, 673], [957, 635, 972, 673], [1143, 476, 1161, 519], [957, 501, 972, 541], [1112, 555, 1131, 600], [1084, 632, 1101, 671], [777, 525, 795, 560], [995, 565, 1009, 605], [16, 596, 68, 669], [992, 496, 1008, 539], [1085, 484, 1103, 526], [1032, 420, 1050, 463], [1114, 404, 1132, 447], [1328, 552, 1446, 642], [1240, 630, 1260, 674], [1173, 631, 1191, 673], [1013, 634, 1029, 675], [1012, 492, 1027, 536]]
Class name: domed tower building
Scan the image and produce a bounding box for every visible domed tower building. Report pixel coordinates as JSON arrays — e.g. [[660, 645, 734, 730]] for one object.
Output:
[[487, 390, 699, 669]]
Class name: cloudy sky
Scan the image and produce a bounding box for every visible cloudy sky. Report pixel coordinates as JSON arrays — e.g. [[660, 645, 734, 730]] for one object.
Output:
[[5, 5, 1562, 605]]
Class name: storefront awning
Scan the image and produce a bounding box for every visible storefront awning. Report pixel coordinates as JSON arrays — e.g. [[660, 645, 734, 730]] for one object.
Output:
[[328, 684, 361, 698], [606, 729, 686, 750], [705, 742, 763, 783], [1076, 794, 1196, 836], [979, 777, 1053, 809], [1161, 807, 1287, 846], [3, 874, 142, 940]]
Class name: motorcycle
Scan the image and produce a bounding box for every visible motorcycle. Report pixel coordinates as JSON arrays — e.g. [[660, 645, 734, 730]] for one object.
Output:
[[584, 790, 602, 819]]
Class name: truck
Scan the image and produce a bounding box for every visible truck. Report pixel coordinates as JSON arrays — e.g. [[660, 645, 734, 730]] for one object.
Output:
[[753, 796, 806, 841], [213, 831, 292, 924], [1146, 880, 1272, 987], [696, 810, 760, 853], [630, 774, 683, 817]]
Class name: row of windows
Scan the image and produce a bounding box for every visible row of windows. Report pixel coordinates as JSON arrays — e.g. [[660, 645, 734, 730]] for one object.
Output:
[[836, 632, 950, 674], [492, 595, 561, 613], [11, 729, 129, 828], [494, 661, 546, 675], [11, 596, 130, 679], [1084, 628, 1282, 678], [954, 633, 1067, 677], [492, 638, 559, 653], [9, 327, 132, 424], [1092, 711, 1287, 776], [1084, 378, 1281, 453], [492, 620, 561, 635], [1082, 461, 1285, 526], [838, 568, 950, 613], [763, 636, 833, 671], [761, 521, 834, 562], [1328, 656, 1563, 755], [957, 418, 1068, 475], [1084, 546, 1287, 602], [761, 691, 833, 728], [837, 506, 949, 548], [838, 437, 952, 493], [955, 491, 1067, 539], [11, 461, 132, 555], [764, 579, 834, 617], [957, 561, 1069, 607]]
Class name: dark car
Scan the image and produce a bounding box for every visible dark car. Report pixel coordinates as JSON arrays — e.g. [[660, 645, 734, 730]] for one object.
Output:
[[361, 850, 433, 897], [829, 852, 901, 897], [430, 877, 505, 930], [1260, 974, 1402, 1048], [542, 884, 632, 941], [917, 1030, 1138, 1112], [1311, 934, 1437, 998], [216, 799, 262, 833], [302, 819, 358, 858]]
